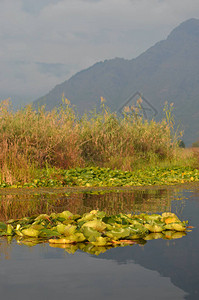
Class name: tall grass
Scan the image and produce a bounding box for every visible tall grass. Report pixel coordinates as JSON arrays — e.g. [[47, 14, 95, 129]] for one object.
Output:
[[0, 97, 183, 184], [79, 101, 181, 170], [0, 99, 83, 184]]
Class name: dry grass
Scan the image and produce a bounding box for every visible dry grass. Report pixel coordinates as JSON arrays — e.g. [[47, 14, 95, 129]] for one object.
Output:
[[190, 147, 199, 168], [79, 102, 180, 170], [0, 99, 83, 184], [0, 98, 184, 184]]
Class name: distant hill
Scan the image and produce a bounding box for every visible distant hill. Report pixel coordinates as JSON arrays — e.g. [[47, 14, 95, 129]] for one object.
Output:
[[33, 18, 199, 146]]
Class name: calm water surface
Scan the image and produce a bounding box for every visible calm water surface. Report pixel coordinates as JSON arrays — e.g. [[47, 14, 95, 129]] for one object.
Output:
[[0, 185, 199, 300]]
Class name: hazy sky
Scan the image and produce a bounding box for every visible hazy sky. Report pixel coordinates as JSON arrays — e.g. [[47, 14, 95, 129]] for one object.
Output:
[[1, 0, 199, 103]]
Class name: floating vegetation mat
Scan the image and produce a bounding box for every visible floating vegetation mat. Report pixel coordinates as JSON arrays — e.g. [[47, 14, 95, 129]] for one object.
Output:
[[0, 210, 191, 255], [1, 166, 199, 188]]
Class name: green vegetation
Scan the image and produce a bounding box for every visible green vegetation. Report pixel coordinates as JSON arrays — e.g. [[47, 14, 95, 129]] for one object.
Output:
[[0, 98, 198, 188], [0, 210, 189, 254], [5, 166, 197, 188]]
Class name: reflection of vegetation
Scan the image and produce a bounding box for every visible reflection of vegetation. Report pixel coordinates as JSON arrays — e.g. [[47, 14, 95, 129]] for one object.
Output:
[[0, 189, 172, 221], [80, 189, 171, 215], [0, 210, 188, 256], [0, 237, 11, 260]]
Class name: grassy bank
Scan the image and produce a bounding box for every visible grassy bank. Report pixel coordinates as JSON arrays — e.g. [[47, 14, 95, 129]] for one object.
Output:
[[0, 98, 198, 188]]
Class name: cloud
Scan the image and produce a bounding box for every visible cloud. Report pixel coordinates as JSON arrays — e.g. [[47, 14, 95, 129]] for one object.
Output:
[[1, 0, 199, 101], [22, 0, 62, 15]]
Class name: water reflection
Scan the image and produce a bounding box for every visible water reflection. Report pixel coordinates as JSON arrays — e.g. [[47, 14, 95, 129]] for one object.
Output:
[[0, 188, 173, 221], [0, 186, 199, 300], [96, 188, 199, 300], [0, 241, 187, 300]]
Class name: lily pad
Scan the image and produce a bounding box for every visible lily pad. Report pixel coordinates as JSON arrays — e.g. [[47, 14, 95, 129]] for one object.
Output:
[[82, 220, 106, 232], [144, 223, 163, 233], [106, 227, 131, 240], [144, 233, 163, 240], [170, 222, 186, 231], [22, 228, 39, 237], [91, 237, 111, 246], [81, 226, 101, 242], [0, 209, 190, 254], [58, 210, 73, 220]]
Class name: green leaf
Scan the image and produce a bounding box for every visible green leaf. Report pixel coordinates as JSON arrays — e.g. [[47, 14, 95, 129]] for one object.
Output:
[[82, 226, 101, 242], [58, 211, 73, 220], [22, 228, 39, 237], [144, 224, 163, 233], [91, 237, 111, 246], [82, 220, 106, 232], [106, 227, 131, 240], [7, 224, 14, 235], [39, 229, 61, 238]]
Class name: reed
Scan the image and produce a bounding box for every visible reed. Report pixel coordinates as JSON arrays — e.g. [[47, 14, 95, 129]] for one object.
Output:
[[0, 97, 184, 185], [79, 101, 181, 170]]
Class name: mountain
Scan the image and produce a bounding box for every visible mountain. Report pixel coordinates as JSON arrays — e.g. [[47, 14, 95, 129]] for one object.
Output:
[[33, 18, 199, 146]]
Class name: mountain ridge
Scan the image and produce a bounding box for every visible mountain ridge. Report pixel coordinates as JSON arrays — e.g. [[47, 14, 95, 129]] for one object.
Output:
[[34, 18, 199, 145]]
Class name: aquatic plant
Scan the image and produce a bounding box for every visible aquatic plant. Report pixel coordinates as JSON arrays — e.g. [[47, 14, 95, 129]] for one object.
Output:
[[1, 165, 198, 188], [0, 210, 191, 255]]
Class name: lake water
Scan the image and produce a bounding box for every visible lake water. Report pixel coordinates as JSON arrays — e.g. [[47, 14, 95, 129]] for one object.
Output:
[[0, 185, 199, 300]]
